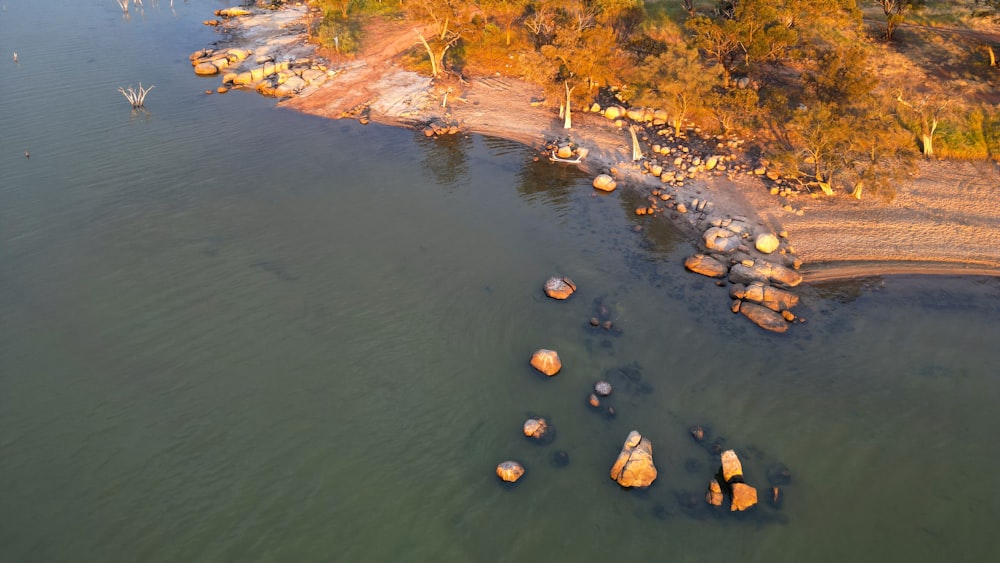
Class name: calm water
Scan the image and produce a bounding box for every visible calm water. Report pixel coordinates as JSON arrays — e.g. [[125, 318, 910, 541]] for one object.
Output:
[[2, 2, 999, 561]]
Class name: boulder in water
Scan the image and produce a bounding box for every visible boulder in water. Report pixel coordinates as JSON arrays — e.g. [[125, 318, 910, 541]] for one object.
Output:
[[594, 381, 612, 396], [706, 480, 723, 506], [523, 418, 549, 439], [684, 253, 729, 278], [721, 449, 744, 483], [593, 174, 617, 192], [544, 276, 577, 300], [496, 460, 525, 483], [730, 483, 758, 511], [610, 430, 658, 488], [530, 349, 561, 376]]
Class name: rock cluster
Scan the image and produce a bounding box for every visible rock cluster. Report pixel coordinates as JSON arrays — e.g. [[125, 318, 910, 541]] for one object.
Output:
[[190, 48, 252, 76], [609, 430, 658, 488], [189, 46, 332, 98], [422, 118, 461, 137], [545, 139, 589, 162], [682, 214, 804, 332], [708, 450, 758, 512], [584, 101, 808, 333]]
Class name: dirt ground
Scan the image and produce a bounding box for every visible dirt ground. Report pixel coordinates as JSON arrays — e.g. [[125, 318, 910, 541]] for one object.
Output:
[[233, 9, 1000, 283]]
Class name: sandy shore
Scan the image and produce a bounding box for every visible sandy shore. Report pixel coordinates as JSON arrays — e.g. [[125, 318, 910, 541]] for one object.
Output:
[[207, 5, 1000, 285]]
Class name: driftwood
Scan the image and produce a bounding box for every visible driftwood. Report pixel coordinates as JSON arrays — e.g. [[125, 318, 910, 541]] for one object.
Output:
[[118, 83, 154, 108]]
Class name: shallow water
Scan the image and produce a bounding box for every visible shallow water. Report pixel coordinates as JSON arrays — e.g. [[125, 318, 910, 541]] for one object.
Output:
[[2, 2, 999, 562]]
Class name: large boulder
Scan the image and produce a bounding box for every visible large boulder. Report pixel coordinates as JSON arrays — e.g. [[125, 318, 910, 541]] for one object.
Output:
[[731, 483, 758, 511], [530, 349, 562, 376], [755, 233, 781, 254], [593, 174, 617, 192], [194, 62, 220, 76], [721, 450, 744, 483], [496, 460, 525, 483], [730, 282, 799, 312], [703, 227, 741, 254], [739, 302, 789, 333], [216, 7, 252, 17], [729, 261, 802, 287], [684, 254, 729, 278], [610, 430, 658, 488], [544, 276, 577, 299], [604, 105, 626, 120]]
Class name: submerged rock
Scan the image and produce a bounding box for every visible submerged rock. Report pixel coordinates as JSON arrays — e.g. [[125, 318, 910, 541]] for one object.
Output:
[[530, 349, 562, 376], [689, 425, 706, 442], [544, 276, 577, 300], [610, 430, 658, 488], [496, 460, 525, 483], [551, 450, 570, 467]]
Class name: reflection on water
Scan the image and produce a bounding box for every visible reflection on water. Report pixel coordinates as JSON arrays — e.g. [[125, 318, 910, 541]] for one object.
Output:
[[1, 2, 999, 562]]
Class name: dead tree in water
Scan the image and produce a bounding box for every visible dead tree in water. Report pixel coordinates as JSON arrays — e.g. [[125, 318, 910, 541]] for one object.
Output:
[[118, 83, 154, 108]]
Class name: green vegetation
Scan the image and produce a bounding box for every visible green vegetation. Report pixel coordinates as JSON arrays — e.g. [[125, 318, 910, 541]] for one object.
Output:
[[305, 0, 1000, 199]]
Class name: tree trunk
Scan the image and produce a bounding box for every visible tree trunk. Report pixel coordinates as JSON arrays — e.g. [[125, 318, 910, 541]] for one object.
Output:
[[989, 44, 996, 67], [564, 82, 573, 129], [629, 125, 643, 161], [415, 31, 438, 77], [921, 133, 933, 156]]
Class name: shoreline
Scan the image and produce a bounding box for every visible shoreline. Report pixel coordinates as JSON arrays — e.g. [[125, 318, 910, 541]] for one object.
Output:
[[192, 4, 1000, 328]]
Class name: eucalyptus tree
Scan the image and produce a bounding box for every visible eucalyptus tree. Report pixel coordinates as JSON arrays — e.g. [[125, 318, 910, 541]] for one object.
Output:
[[629, 46, 722, 135], [404, 0, 478, 77]]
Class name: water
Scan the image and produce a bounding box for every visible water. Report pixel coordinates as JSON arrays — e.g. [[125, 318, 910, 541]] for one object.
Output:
[[2, 2, 999, 561]]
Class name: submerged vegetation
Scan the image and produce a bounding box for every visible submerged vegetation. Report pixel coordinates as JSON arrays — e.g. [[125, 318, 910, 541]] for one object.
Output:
[[304, 0, 1000, 199]]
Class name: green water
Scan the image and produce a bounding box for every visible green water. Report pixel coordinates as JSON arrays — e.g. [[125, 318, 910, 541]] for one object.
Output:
[[2, 2, 999, 561]]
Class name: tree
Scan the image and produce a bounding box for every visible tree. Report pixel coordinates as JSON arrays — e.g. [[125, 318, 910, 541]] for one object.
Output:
[[841, 109, 917, 199], [895, 90, 951, 156], [530, 20, 622, 128], [731, 0, 797, 68], [630, 47, 722, 135], [786, 101, 852, 186], [873, 0, 911, 41], [477, 0, 528, 46], [802, 45, 877, 105], [685, 15, 739, 86], [405, 0, 477, 77]]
